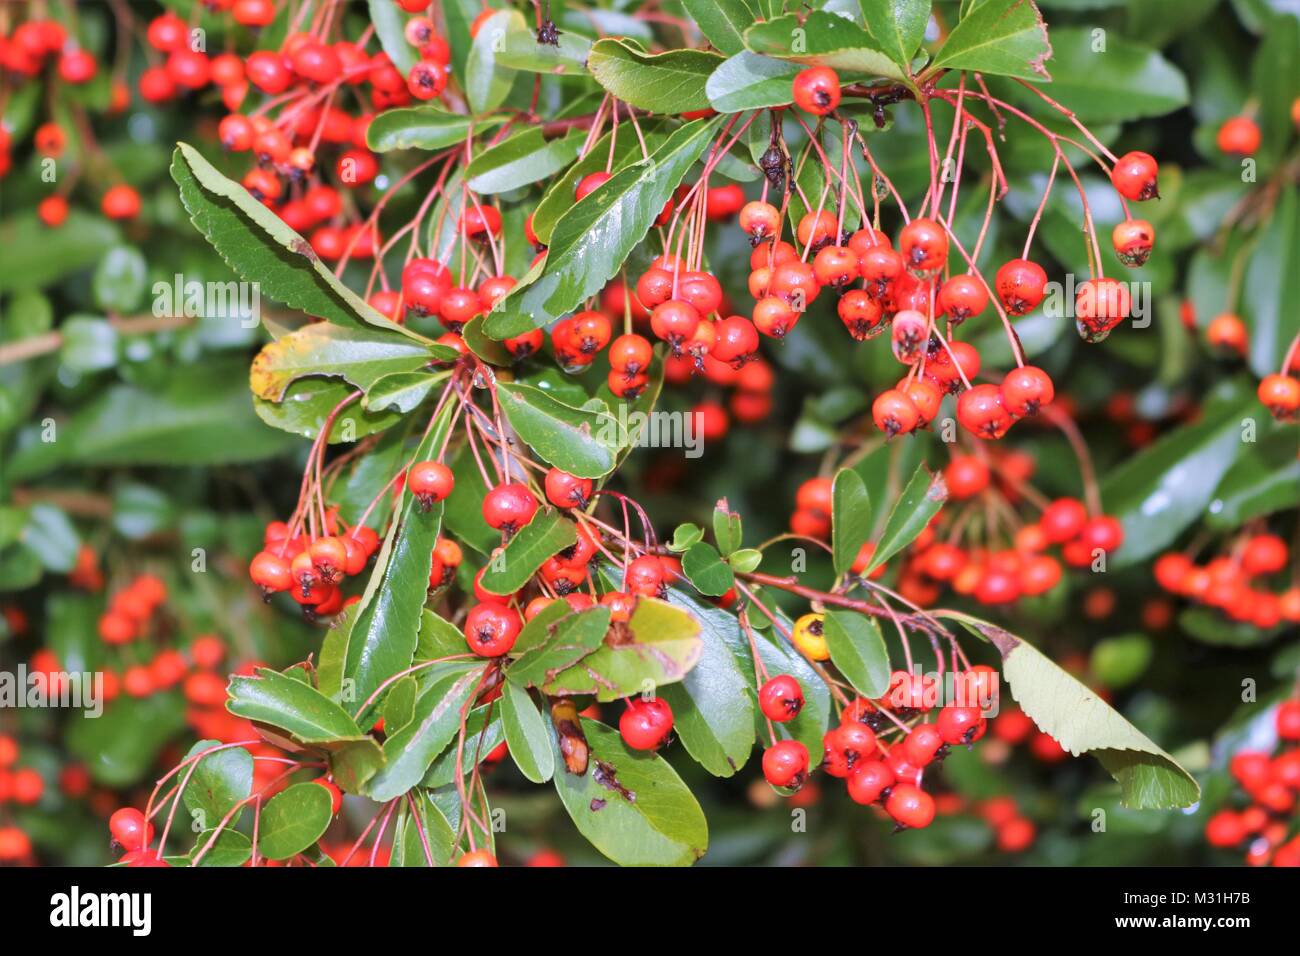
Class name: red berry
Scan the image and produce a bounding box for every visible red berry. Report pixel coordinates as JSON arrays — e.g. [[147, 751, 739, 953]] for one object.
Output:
[[994, 258, 1048, 315], [901, 723, 946, 767], [898, 217, 948, 273], [109, 808, 153, 852], [575, 171, 611, 201], [408, 460, 455, 504], [624, 555, 666, 597], [482, 483, 538, 533], [544, 469, 592, 509], [846, 759, 895, 805], [758, 675, 805, 723], [792, 66, 840, 116], [936, 274, 988, 322], [1216, 115, 1261, 156], [463, 601, 523, 657], [619, 696, 674, 750], [999, 366, 1055, 416], [872, 389, 920, 437], [936, 705, 987, 745], [762, 740, 810, 788], [956, 384, 1013, 440], [1110, 150, 1159, 201], [885, 784, 936, 829], [1112, 219, 1155, 267], [1040, 498, 1088, 544]]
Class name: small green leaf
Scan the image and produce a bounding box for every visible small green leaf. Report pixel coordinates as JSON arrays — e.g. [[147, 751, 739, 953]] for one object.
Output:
[[500, 682, 555, 783], [227, 667, 363, 744], [683, 0, 753, 55], [465, 10, 517, 114], [366, 105, 496, 152], [466, 127, 587, 195], [831, 468, 872, 576], [682, 542, 735, 597], [866, 464, 946, 573], [743, 12, 910, 85], [823, 610, 890, 698], [92, 246, 148, 312], [258, 783, 335, 860], [728, 548, 763, 574], [712, 500, 743, 555], [667, 523, 705, 552], [181, 740, 253, 828], [509, 606, 612, 688], [859, 0, 931, 72], [477, 508, 578, 595]]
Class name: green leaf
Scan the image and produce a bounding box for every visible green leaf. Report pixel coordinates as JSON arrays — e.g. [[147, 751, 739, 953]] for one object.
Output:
[[485, 117, 722, 337], [859, 0, 931, 71], [466, 127, 587, 195], [422, 704, 505, 787], [365, 105, 491, 152], [92, 246, 148, 312], [367, 0, 417, 73], [189, 828, 253, 868], [227, 667, 364, 744], [255, 375, 403, 445], [929, 0, 1052, 81], [465, 10, 517, 113], [712, 500, 743, 555], [939, 612, 1199, 809], [68, 693, 187, 788], [500, 682, 555, 783], [728, 548, 763, 574], [1242, 185, 1298, 379], [682, 542, 735, 597], [1090, 633, 1153, 689], [258, 783, 335, 860], [588, 39, 723, 114], [1100, 384, 1257, 567], [366, 370, 446, 413], [171, 143, 418, 340], [1206, 430, 1300, 529], [667, 523, 705, 552], [823, 610, 890, 698], [0, 210, 119, 293], [508, 606, 612, 687], [6, 361, 295, 481], [496, 11, 592, 74], [659, 589, 757, 777], [743, 12, 911, 85], [706, 52, 804, 111], [477, 508, 578, 595], [831, 468, 873, 576], [866, 464, 946, 574], [336, 403, 455, 723], [497, 382, 621, 478], [20, 504, 80, 573], [366, 665, 483, 802], [181, 740, 253, 828], [683, 0, 753, 55], [544, 597, 703, 701], [1030, 28, 1187, 122], [551, 720, 708, 866], [249, 322, 447, 402], [1251, 12, 1300, 168]]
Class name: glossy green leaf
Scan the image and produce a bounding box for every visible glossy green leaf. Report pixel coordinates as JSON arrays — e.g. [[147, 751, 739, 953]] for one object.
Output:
[[171, 143, 419, 340], [823, 610, 890, 697], [683, 0, 753, 55], [712, 501, 743, 555], [227, 667, 364, 743], [466, 127, 587, 195], [258, 783, 334, 860], [938, 612, 1199, 809], [255, 375, 403, 445], [485, 118, 722, 337], [189, 828, 253, 868], [366, 665, 483, 801], [497, 382, 621, 478], [477, 508, 577, 595], [1101, 385, 1257, 567], [1033, 28, 1188, 122], [500, 681, 555, 783], [682, 542, 735, 597], [336, 403, 455, 723], [659, 589, 757, 777], [1242, 185, 1298, 379], [249, 321, 447, 402], [366, 105, 492, 152], [743, 13, 910, 85], [496, 11, 592, 74], [367, 0, 417, 73], [831, 467, 873, 576], [465, 10, 516, 113], [508, 606, 612, 687], [866, 464, 946, 573], [1206, 430, 1300, 529], [707, 52, 804, 111], [859, 0, 931, 71], [551, 720, 708, 866], [929, 0, 1052, 81], [544, 597, 703, 701], [181, 740, 253, 828], [588, 39, 723, 114]]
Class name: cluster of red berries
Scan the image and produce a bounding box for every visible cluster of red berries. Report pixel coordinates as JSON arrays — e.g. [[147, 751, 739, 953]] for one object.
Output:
[[905, 489, 1124, 609], [1204, 699, 1300, 867], [96, 574, 167, 645], [247, 511, 381, 617], [1153, 534, 1299, 630], [0, 735, 38, 864], [758, 667, 1000, 831]]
